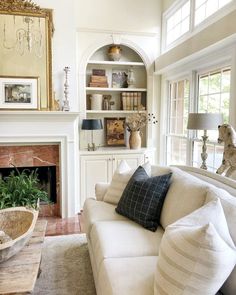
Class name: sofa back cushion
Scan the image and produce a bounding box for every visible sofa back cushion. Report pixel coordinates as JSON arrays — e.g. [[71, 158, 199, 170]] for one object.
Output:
[[206, 188, 236, 295], [154, 199, 236, 295], [160, 168, 209, 229], [103, 161, 151, 205]]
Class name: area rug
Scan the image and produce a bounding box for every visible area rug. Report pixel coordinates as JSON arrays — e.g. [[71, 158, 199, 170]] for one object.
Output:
[[33, 234, 96, 295]]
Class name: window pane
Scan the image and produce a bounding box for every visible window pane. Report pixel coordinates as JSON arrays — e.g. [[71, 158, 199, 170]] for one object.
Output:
[[215, 145, 224, 170], [182, 1, 190, 18], [195, 5, 206, 25], [208, 94, 220, 112], [181, 16, 190, 34], [219, 0, 232, 8], [209, 72, 221, 93], [221, 93, 230, 122], [166, 0, 190, 45], [195, 0, 232, 26], [198, 95, 208, 113], [167, 137, 187, 165], [199, 75, 208, 95], [222, 70, 231, 92], [206, 0, 218, 17], [195, 0, 207, 9]]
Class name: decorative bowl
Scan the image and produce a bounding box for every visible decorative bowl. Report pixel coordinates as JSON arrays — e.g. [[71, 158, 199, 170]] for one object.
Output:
[[0, 207, 38, 263]]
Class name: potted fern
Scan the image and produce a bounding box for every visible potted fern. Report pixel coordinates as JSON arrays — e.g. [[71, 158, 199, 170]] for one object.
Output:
[[0, 168, 49, 210]]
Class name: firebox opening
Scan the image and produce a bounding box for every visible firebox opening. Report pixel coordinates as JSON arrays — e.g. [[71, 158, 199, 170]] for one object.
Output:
[[0, 166, 57, 203]]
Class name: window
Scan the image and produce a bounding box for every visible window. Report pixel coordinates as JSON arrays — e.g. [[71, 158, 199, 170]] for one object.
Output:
[[166, 79, 190, 165], [166, 67, 231, 171], [166, 1, 190, 46], [192, 67, 231, 170], [198, 67, 231, 139], [195, 0, 232, 26], [163, 0, 233, 50]]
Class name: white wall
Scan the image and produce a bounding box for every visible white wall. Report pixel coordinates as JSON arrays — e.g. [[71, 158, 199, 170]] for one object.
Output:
[[76, 0, 161, 34], [34, 0, 162, 112]]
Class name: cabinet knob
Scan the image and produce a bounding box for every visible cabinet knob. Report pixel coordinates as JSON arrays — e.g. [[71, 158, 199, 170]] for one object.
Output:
[[113, 158, 115, 161]]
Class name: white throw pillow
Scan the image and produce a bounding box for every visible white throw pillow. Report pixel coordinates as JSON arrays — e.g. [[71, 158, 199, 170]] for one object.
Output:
[[160, 168, 209, 229], [206, 188, 236, 295], [103, 161, 151, 205], [154, 199, 236, 295]]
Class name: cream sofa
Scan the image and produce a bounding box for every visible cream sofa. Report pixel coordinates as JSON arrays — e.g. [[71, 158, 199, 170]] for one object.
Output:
[[83, 165, 236, 295]]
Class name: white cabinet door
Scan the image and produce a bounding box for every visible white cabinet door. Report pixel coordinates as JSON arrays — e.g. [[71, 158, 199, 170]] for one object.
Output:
[[80, 155, 113, 206], [113, 153, 143, 172]]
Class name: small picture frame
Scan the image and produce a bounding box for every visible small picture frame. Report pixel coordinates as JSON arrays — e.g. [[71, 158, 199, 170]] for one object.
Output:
[[105, 117, 126, 146], [0, 76, 40, 110], [112, 70, 128, 88]]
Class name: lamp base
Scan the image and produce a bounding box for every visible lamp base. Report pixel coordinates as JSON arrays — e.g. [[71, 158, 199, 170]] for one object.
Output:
[[87, 143, 98, 151], [200, 131, 208, 170]]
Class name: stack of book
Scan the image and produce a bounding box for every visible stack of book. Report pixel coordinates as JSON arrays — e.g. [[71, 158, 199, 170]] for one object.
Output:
[[121, 92, 144, 111], [89, 69, 108, 88]]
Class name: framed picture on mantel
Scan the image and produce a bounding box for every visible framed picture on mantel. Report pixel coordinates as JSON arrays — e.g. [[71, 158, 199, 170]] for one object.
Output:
[[0, 76, 40, 110], [105, 117, 126, 146]]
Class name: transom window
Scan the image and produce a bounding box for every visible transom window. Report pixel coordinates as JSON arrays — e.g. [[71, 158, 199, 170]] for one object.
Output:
[[195, 0, 232, 25], [166, 1, 190, 46], [163, 0, 233, 50]]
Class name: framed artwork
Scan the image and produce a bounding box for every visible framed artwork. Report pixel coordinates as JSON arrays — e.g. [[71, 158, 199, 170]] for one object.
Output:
[[112, 70, 128, 88], [105, 117, 126, 146], [0, 76, 40, 110]]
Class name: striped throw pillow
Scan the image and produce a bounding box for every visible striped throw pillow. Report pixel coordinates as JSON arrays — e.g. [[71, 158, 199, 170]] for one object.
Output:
[[154, 199, 236, 295]]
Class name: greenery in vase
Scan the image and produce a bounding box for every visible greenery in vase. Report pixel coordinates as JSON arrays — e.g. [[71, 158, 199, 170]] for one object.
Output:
[[0, 168, 49, 210]]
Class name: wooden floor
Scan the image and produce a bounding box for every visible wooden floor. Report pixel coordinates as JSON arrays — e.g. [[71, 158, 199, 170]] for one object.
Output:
[[40, 214, 83, 236]]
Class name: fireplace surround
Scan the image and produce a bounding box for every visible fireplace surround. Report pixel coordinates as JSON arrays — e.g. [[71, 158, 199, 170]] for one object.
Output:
[[0, 111, 80, 218]]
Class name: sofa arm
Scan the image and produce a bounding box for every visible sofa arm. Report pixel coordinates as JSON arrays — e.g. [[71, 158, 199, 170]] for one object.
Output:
[[95, 182, 110, 201]]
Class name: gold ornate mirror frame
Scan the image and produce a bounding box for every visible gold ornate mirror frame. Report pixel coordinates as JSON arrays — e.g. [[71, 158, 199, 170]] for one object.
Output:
[[0, 0, 54, 110]]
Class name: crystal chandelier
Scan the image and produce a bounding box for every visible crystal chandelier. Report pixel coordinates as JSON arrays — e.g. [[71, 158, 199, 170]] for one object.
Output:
[[3, 15, 43, 58]]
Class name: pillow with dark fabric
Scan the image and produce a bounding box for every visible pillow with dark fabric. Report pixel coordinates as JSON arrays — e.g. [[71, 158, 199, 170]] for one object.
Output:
[[115, 166, 172, 231]]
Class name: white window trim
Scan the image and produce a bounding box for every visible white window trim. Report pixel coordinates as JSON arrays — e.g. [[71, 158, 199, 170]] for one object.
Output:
[[159, 43, 236, 166], [162, 0, 236, 54]]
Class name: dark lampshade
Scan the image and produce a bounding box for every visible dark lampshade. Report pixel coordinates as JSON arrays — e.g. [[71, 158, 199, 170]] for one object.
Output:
[[82, 119, 103, 130]]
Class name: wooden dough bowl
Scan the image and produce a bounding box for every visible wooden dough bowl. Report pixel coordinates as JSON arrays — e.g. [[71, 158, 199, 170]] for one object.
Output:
[[0, 207, 38, 263]]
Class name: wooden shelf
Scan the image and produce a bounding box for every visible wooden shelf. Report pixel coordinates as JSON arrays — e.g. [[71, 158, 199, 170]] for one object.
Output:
[[88, 60, 145, 67], [86, 110, 146, 114], [86, 87, 147, 92]]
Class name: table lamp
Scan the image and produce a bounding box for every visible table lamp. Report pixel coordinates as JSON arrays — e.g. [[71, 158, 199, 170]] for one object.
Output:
[[187, 113, 223, 170], [82, 119, 103, 151]]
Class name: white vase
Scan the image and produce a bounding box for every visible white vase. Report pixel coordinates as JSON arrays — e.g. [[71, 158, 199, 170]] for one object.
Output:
[[90, 94, 103, 110]]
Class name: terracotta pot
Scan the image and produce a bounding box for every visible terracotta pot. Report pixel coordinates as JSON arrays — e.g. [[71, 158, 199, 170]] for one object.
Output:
[[129, 131, 141, 149]]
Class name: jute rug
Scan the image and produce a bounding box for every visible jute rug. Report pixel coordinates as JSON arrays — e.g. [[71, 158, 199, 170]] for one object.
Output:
[[33, 234, 96, 295]]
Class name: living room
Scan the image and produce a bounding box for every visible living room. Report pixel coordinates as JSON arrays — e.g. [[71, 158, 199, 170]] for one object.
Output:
[[0, 0, 236, 294]]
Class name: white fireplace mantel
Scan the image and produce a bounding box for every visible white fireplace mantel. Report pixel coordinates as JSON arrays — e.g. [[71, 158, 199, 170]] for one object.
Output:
[[0, 111, 80, 218]]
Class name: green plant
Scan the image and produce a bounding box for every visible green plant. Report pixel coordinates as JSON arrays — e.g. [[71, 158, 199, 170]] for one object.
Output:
[[0, 168, 49, 210]]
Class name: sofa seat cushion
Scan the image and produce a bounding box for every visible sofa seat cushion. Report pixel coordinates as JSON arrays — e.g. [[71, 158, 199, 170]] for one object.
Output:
[[90, 220, 164, 274], [83, 198, 128, 235], [98, 256, 158, 295], [160, 168, 209, 229]]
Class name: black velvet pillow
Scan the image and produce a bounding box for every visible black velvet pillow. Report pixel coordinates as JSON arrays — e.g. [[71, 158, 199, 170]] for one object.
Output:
[[115, 166, 172, 231]]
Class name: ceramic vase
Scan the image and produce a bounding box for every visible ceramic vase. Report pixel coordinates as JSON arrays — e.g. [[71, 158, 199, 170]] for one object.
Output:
[[129, 131, 141, 149], [108, 45, 122, 61]]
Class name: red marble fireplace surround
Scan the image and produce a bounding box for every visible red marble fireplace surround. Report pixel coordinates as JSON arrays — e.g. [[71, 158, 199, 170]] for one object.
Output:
[[0, 144, 60, 217]]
